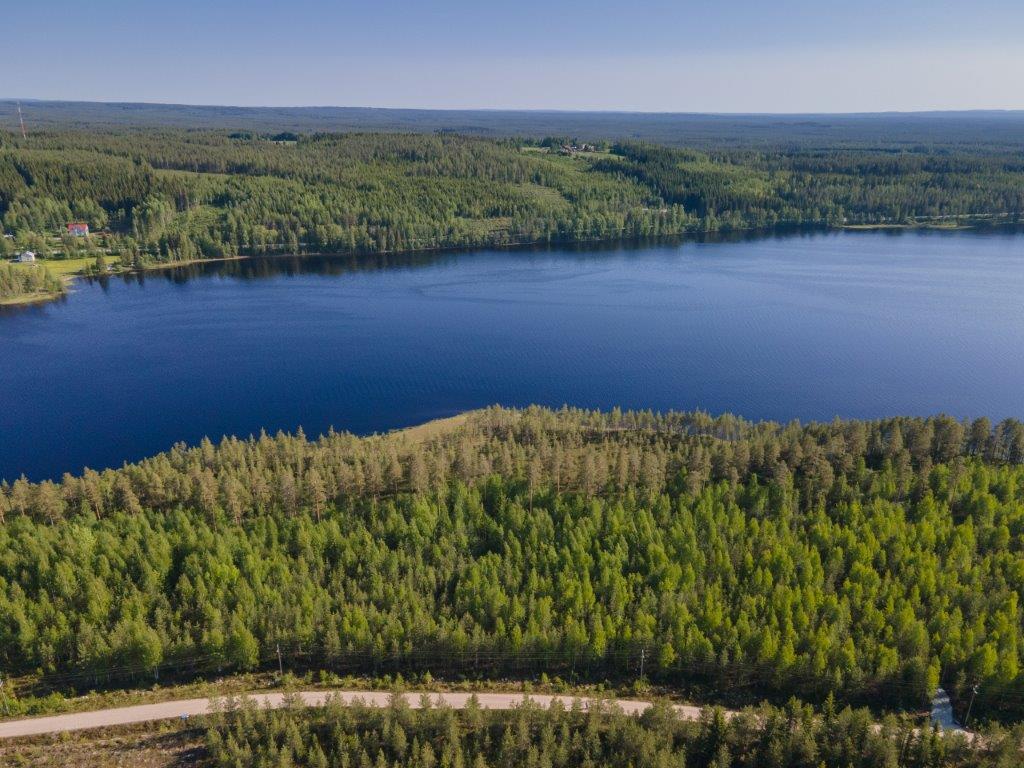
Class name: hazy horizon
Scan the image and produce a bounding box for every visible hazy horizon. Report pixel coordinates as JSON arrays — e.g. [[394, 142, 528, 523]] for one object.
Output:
[[5, 0, 1024, 113], [6, 97, 1024, 117]]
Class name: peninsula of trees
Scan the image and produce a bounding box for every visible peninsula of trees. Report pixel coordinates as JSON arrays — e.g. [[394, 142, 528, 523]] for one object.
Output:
[[0, 261, 64, 304], [3, 407, 1024, 726], [2, 129, 1022, 281]]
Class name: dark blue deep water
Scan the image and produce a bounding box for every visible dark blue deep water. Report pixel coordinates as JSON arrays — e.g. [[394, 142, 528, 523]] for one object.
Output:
[[2, 229, 1023, 481]]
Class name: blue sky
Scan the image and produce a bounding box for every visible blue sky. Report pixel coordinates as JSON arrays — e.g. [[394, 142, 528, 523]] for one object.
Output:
[[5, 0, 1023, 112]]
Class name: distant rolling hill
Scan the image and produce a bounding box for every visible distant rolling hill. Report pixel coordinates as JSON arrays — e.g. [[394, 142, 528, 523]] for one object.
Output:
[[3, 99, 1024, 149]]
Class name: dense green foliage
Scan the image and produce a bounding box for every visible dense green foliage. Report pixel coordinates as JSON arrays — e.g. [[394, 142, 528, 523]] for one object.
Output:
[[3, 408, 1024, 722], [602, 143, 1024, 227], [0, 262, 63, 302], [205, 695, 1020, 768], [1, 130, 1021, 273]]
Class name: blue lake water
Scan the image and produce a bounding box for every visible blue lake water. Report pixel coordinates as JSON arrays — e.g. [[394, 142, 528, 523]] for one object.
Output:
[[2, 229, 1023, 481]]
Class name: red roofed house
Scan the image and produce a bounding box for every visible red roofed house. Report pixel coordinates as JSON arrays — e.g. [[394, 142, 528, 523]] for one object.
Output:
[[67, 222, 90, 237]]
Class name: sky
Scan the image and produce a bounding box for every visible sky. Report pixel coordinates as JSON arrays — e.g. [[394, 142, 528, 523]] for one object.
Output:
[[4, 0, 1024, 113]]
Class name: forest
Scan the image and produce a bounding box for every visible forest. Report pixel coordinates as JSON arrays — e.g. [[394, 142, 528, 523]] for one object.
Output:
[[6, 100, 1024, 150], [202, 694, 1024, 768], [2, 407, 1024, 725], [1, 129, 1022, 283]]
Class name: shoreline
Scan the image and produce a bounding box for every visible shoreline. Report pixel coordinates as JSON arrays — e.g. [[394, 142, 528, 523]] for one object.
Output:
[[5, 216, 1019, 308], [0, 275, 74, 307], [0, 290, 64, 307]]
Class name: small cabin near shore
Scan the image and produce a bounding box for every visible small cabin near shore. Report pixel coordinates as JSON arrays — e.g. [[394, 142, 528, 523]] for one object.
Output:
[[16, 250, 36, 263], [66, 222, 90, 237]]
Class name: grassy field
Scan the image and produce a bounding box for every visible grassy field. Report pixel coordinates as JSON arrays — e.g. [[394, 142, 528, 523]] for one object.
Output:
[[33, 256, 105, 277]]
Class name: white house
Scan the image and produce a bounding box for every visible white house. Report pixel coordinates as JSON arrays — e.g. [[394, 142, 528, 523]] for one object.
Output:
[[16, 251, 36, 263]]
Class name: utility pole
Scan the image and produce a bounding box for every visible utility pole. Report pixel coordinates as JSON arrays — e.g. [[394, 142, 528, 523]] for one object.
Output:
[[638, 648, 645, 681], [277, 643, 284, 678], [16, 102, 26, 140], [963, 683, 979, 729]]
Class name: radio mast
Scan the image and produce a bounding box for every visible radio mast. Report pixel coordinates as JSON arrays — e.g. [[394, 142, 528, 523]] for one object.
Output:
[[16, 101, 26, 139]]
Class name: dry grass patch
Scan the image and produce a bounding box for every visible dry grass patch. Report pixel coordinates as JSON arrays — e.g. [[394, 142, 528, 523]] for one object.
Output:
[[0, 722, 205, 768]]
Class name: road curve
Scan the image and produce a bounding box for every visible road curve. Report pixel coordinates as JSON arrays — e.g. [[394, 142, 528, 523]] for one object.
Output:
[[0, 690, 709, 739]]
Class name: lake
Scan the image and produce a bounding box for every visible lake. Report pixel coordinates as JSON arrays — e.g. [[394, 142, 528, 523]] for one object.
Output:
[[2, 229, 1023, 482]]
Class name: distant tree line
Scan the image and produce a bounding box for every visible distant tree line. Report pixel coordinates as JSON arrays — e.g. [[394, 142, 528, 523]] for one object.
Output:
[[1, 130, 1021, 276], [597, 143, 1024, 228], [2, 407, 1024, 722]]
